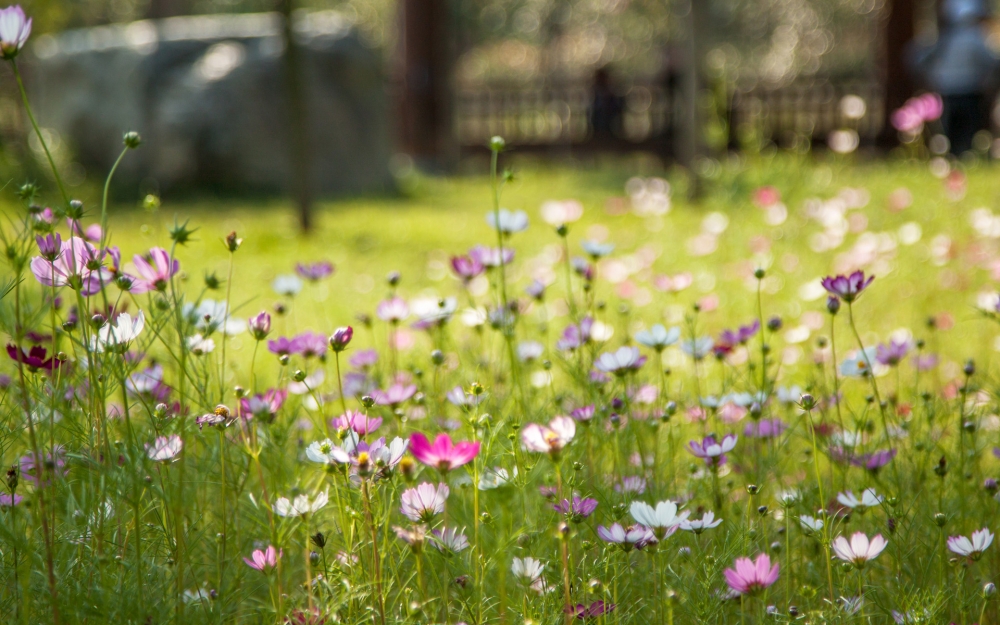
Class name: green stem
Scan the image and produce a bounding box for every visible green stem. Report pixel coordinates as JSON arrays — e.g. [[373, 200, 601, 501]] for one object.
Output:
[[11, 60, 69, 205]]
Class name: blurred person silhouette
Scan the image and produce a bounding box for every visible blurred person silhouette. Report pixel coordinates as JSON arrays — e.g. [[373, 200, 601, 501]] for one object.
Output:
[[590, 66, 624, 141], [910, 0, 999, 154]]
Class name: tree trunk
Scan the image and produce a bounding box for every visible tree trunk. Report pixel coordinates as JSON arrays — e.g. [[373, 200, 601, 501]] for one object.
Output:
[[879, 0, 916, 146]]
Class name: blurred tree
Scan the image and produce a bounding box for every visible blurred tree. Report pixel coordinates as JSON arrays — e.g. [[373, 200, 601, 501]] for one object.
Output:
[[147, 0, 190, 17]]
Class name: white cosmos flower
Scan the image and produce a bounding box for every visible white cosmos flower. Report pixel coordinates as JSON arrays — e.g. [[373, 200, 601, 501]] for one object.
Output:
[[836, 488, 883, 511], [183, 299, 246, 335], [680, 511, 722, 533], [947, 528, 994, 559], [93, 311, 145, 352], [274, 491, 329, 517], [630, 500, 689, 538], [511, 557, 545, 582], [186, 334, 215, 355], [799, 515, 824, 532], [273, 274, 304, 296], [521, 416, 576, 454], [305, 438, 352, 465], [486, 208, 529, 234], [831, 532, 888, 568], [478, 466, 517, 490], [634, 324, 681, 351]]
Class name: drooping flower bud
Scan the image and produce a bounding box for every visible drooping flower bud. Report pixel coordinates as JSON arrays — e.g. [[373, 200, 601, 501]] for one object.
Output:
[[330, 326, 353, 352]]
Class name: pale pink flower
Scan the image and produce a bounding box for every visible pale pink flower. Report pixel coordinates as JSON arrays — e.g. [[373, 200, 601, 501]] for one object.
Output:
[[723, 554, 779, 596]]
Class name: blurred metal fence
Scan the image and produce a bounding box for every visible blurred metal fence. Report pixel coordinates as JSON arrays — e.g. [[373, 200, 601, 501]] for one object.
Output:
[[455, 79, 885, 153]]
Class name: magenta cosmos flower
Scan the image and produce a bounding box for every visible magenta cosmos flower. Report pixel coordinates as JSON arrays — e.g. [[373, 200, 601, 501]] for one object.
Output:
[[724, 554, 779, 596], [566, 601, 615, 620], [244, 545, 281, 572], [6, 344, 60, 372], [820, 271, 874, 303], [330, 326, 353, 352], [131, 247, 179, 293], [409, 432, 480, 472], [553, 495, 598, 521], [450, 254, 485, 283], [248, 311, 271, 340]]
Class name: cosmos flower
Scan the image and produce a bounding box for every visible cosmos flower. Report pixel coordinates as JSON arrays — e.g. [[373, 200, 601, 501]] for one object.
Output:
[[146, 435, 183, 462], [184, 300, 246, 336], [521, 416, 576, 455], [295, 261, 334, 281], [635, 324, 681, 351], [291, 332, 328, 359], [680, 337, 714, 360], [305, 437, 354, 465], [131, 247, 180, 293], [581, 240, 614, 258], [330, 326, 353, 352], [744, 419, 786, 438], [553, 495, 599, 521], [92, 311, 145, 353], [595, 346, 647, 375], [272, 274, 304, 296], [469, 245, 514, 268], [400, 482, 449, 522], [393, 525, 428, 552], [566, 601, 615, 620], [0, 493, 22, 506], [248, 311, 271, 340], [597, 523, 656, 551], [0, 5, 32, 59], [821, 271, 874, 303], [331, 410, 382, 436], [556, 317, 594, 351], [6, 344, 59, 372], [875, 339, 910, 366], [450, 254, 485, 283], [687, 434, 738, 467], [478, 466, 517, 490], [630, 500, 689, 538], [409, 433, 480, 472], [29, 236, 103, 295], [431, 527, 469, 553], [614, 476, 647, 495], [274, 491, 329, 517], [540, 199, 583, 227], [680, 511, 722, 533], [836, 488, 883, 512], [243, 545, 281, 572], [186, 334, 215, 355], [799, 515, 824, 533], [239, 389, 288, 422], [376, 296, 409, 322], [511, 557, 545, 583], [850, 449, 897, 472], [486, 208, 529, 234], [947, 528, 994, 560], [371, 383, 417, 406], [570, 405, 595, 422], [840, 347, 879, 377], [723, 554, 779, 596], [832, 532, 888, 568]]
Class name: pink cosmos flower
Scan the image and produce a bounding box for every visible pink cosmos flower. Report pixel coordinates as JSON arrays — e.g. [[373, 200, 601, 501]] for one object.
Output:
[[243, 545, 281, 572], [566, 601, 615, 620], [376, 296, 409, 322], [521, 416, 576, 455], [450, 254, 485, 283], [331, 410, 382, 436], [947, 528, 994, 560], [832, 532, 888, 568], [597, 523, 656, 551], [146, 435, 183, 462], [723, 554, 779, 596], [0, 493, 22, 506], [371, 383, 417, 406], [400, 482, 449, 522], [131, 247, 179, 293], [330, 326, 353, 352], [409, 432, 480, 472], [687, 434, 738, 466], [295, 260, 334, 281], [29, 236, 103, 295], [0, 5, 32, 58], [248, 311, 271, 340], [239, 389, 288, 422]]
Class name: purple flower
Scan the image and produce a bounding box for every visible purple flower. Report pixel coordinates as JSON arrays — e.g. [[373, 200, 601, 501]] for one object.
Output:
[[875, 339, 910, 366], [342, 372, 374, 397], [850, 448, 897, 472], [688, 434, 738, 467], [525, 279, 546, 300], [431, 526, 470, 553], [19, 447, 67, 486], [244, 545, 281, 572], [35, 233, 61, 260], [744, 418, 786, 439], [330, 326, 353, 352], [820, 271, 874, 303], [350, 349, 378, 369], [371, 383, 417, 406], [295, 260, 334, 281], [614, 476, 647, 495], [450, 255, 485, 283], [0, 493, 22, 506], [239, 389, 288, 422], [595, 346, 647, 375], [29, 236, 104, 295], [913, 353, 938, 371], [571, 405, 595, 422], [292, 332, 328, 359], [267, 336, 296, 356], [556, 317, 594, 351], [248, 311, 271, 340], [469, 244, 514, 268], [566, 601, 616, 620], [553, 495, 598, 522]]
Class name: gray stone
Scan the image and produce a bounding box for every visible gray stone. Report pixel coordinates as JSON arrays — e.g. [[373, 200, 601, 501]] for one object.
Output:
[[26, 11, 391, 197]]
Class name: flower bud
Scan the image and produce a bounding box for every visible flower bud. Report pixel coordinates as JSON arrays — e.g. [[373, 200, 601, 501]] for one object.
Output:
[[985, 583, 997, 598], [754, 268, 766, 279], [249, 311, 271, 340], [826, 295, 841, 315], [934, 512, 947, 527], [311, 532, 326, 548], [431, 349, 445, 365], [225, 231, 242, 252], [767, 315, 782, 331], [67, 200, 85, 219], [293, 369, 307, 382], [964, 359, 976, 376], [330, 326, 353, 352], [799, 393, 816, 410], [488, 135, 506, 152], [361, 395, 375, 408], [386, 271, 401, 287], [123, 131, 142, 149]]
